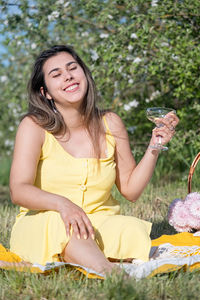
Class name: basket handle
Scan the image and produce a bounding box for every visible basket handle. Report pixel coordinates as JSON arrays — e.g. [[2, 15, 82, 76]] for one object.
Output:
[[188, 152, 200, 193]]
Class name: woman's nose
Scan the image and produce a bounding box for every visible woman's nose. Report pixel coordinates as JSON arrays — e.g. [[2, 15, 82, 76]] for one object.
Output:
[[63, 70, 73, 81]]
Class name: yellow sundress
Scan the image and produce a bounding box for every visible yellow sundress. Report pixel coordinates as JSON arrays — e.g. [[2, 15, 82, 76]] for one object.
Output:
[[10, 117, 152, 265]]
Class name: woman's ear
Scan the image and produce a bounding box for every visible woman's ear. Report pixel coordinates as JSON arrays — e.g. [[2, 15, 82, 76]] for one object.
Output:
[[40, 87, 52, 100]]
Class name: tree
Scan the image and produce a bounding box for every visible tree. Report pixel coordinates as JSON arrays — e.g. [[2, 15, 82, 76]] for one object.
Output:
[[0, 0, 200, 176]]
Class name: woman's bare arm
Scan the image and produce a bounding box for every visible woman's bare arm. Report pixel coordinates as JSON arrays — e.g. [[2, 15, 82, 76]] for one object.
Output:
[[10, 117, 94, 239], [10, 117, 61, 210], [105, 112, 178, 202]]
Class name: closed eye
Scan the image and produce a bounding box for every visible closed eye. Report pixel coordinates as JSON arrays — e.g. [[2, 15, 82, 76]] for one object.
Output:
[[52, 73, 61, 78], [69, 66, 77, 71]]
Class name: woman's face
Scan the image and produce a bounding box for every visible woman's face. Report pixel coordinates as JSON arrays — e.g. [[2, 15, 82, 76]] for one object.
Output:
[[41, 52, 88, 109]]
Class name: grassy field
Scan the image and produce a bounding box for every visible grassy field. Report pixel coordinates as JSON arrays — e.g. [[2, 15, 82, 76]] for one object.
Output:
[[1, 181, 200, 300]]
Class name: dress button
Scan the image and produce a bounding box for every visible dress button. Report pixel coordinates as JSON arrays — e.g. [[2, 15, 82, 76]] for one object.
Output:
[[80, 184, 87, 191]]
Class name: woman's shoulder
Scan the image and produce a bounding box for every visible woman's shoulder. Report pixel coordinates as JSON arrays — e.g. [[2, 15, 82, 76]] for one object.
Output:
[[17, 116, 45, 144], [103, 111, 127, 135]]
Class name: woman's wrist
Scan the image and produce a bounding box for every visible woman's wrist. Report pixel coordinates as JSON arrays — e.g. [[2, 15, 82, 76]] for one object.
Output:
[[146, 144, 160, 157], [147, 138, 160, 155], [55, 195, 69, 212]]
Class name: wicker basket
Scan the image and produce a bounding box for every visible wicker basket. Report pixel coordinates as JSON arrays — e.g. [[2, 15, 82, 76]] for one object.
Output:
[[188, 152, 200, 194]]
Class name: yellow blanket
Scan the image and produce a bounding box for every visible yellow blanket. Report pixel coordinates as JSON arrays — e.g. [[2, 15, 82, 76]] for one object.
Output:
[[0, 243, 103, 278], [1, 232, 200, 279], [151, 232, 200, 247]]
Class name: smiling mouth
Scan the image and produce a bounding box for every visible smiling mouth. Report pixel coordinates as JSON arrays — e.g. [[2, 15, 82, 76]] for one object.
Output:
[[64, 83, 79, 92]]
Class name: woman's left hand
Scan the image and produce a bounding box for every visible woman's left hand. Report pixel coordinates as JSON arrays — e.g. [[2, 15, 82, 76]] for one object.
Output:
[[150, 111, 179, 147]]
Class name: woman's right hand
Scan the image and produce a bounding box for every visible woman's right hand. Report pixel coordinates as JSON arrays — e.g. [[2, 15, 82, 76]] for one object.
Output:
[[57, 198, 95, 240]]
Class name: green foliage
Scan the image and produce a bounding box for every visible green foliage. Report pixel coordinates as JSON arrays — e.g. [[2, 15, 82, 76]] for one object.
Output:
[[0, 157, 11, 186], [0, 0, 200, 178]]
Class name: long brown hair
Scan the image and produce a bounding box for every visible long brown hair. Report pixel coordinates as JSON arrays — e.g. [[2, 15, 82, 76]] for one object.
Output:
[[27, 45, 106, 158]]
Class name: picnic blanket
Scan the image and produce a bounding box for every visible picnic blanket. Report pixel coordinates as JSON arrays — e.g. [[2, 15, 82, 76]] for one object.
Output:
[[1, 232, 200, 279]]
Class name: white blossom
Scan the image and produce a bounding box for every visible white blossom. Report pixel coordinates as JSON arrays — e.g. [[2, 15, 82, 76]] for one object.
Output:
[[126, 55, 133, 61], [131, 33, 138, 39], [48, 15, 53, 21], [124, 104, 131, 111], [128, 78, 134, 84], [64, 1, 70, 7], [129, 99, 139, 107], [90, 50, 99, 61], [114, 81, 118, 88], [124, 99, 139, 111], [128, 45, 133, 52], [108, 14, 113, 19], [12, 108, 19, 116], [0, 75, 8, 83], [150, 90, 161, 101], [145, 98, 150, 103], [100, 33, 109, 38], [114, 81, 120, 96], [7, 103, 22, 117], [17, 40, 22, 46], [52, 11, 59, 18], [48, 11, 59, 21], [161, 42, 169, 47], [133, 57, 142, 63], [151, 90, 160, 100], [118, 66, 123, 72], [31, 43, 37, 50], [57, 0, 64, 4], [6, 150, 12, 155], [4, 19, 8, 25], [5, 139, 14, 147], [172, 54, 179, 61], [9, 126, 15, 132], [8, 102, 15, 109], [151, 0, 158, 7], [81, 31, 89, 37]]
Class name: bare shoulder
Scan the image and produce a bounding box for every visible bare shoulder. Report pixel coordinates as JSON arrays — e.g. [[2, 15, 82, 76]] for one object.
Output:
[[104, 111, 127, 136], [10, 117, 45, 188], [18, 116, 43, 131], [17, 116, 45, 142], [15, 116, 45, 152]]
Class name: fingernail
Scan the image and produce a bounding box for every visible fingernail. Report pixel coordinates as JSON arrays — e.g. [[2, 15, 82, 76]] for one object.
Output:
[[92, 234, 95, 240], [84, 234, 87, 240], [77, 234, 80, 240]]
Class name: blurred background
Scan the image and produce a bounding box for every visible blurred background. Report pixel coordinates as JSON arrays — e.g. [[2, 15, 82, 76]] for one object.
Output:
[[0, 0, 200, 186]]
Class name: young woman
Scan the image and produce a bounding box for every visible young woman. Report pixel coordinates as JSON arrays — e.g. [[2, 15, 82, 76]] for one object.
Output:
[[9, 45, 179, 275]]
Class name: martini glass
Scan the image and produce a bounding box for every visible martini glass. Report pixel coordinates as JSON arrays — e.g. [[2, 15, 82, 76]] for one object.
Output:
[[146, 107, 176, 151]]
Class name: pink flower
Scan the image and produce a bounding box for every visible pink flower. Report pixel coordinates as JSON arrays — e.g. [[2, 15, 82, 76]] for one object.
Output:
[[168, 193, 200, 232], [185, 193, 200, 219], [168, 198, 181, 222], [174, 224, 191, 232], [168, 199, 189, 227]]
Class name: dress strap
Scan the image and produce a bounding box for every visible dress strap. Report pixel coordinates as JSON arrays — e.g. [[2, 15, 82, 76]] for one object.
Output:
[[103, 115, 112, 135], [102, 115, 115, 155]]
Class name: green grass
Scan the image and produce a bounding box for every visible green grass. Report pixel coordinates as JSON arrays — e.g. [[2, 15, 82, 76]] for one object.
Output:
[[1, 182, 200, 300]]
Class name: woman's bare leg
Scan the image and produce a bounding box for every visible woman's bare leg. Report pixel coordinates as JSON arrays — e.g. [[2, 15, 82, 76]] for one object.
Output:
[[62, 234, 117, 276]]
